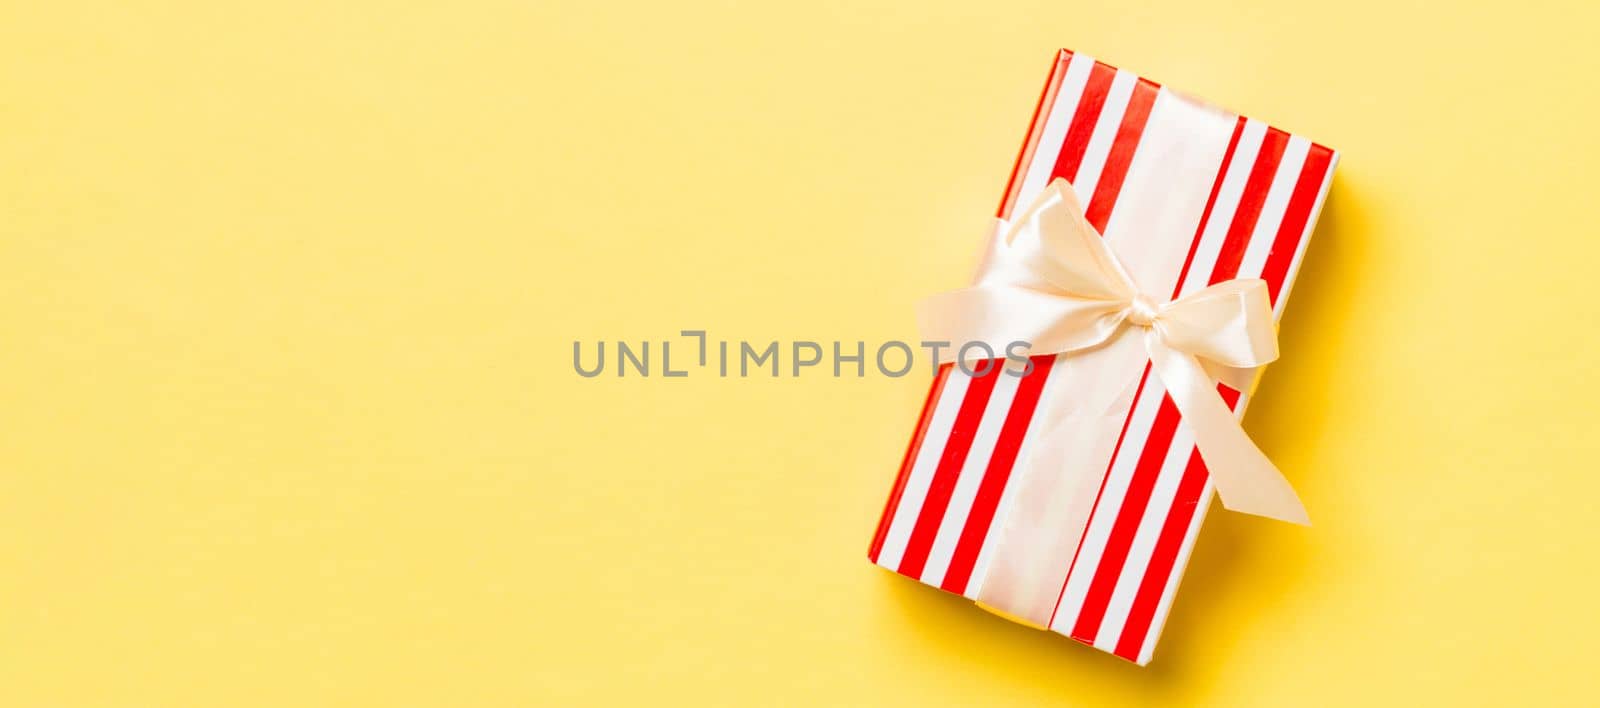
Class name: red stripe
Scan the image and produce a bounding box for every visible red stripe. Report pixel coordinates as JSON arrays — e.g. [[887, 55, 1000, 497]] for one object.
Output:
[[997, 51, 1072, 220], [1112, 146, 1334, 660], [938, 354, 1055, 593], [1113, 386, 1240, 661], [895, 363, 1004, 578], [869, 365, 954, 562], [1082, 79, 1158, 229], [1208, 127, 1289, 283], [1170, 117, 1247, 298], [1112, 452, 1206, 660], [1261, 145, 1335, 304], [1049, 62, 1117, 183], [1070, 396, 1182, 641]]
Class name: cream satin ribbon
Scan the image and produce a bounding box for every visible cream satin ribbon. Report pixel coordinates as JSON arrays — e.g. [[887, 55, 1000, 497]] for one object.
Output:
[[918, 178, 1308, 525]]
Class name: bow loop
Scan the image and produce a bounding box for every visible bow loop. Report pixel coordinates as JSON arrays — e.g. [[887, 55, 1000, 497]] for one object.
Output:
[[1159, 279, 1280, 369], [985, 181, 1138, 302]]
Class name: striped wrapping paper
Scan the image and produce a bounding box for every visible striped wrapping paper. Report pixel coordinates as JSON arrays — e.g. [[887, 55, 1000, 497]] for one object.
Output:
[[868, 49, 1336, 665]]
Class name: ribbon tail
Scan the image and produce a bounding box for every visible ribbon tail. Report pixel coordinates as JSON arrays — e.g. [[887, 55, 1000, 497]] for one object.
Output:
[[1147, 334, 1310, 526]]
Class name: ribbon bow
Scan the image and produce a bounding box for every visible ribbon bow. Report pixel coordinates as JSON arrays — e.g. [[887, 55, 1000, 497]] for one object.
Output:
[[918, 178, 1308, 525]]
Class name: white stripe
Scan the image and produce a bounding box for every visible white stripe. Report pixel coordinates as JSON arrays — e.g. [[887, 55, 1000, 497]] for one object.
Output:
[[1179, 120, 1267, 297], [920, 369, 1021, 586], [1093, 424, 1194, 650], [1069, 70, 1137, 204], [874, 371, 971, 571], [1013, 53, 1097, 215], [963, 353, 1074, 598], [1273, 152, 1338, 319], [1047, 371, 1163, 633], [1236, 137, 1311, 280]]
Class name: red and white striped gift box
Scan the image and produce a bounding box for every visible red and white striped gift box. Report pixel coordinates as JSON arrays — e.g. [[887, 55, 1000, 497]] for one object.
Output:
[[868, 49, 1336, 665]]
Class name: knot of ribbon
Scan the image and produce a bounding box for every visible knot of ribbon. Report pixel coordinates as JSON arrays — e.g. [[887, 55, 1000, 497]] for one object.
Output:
[[917, 178, 1308, 525], [1124, 294, 1159, 327]]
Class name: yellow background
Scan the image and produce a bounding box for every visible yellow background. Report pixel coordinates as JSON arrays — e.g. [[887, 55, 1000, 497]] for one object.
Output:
[[2, 1, 1597, 705]]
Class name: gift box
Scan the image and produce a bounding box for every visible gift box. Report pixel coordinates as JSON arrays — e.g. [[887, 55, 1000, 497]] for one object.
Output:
[[868, 49, 1336, 665]]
